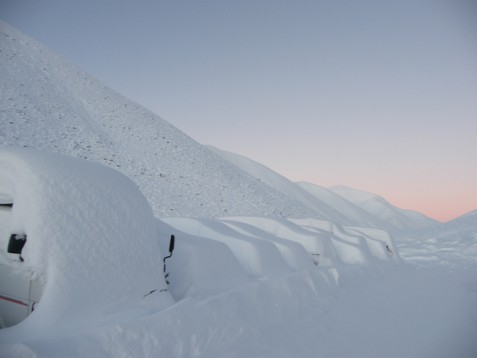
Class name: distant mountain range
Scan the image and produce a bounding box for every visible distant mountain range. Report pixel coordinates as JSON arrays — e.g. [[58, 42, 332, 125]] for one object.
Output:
[[0, 21, 440, 232]]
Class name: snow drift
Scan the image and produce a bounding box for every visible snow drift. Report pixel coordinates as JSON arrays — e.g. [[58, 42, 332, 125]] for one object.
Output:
[[0, 148, 173, 338]]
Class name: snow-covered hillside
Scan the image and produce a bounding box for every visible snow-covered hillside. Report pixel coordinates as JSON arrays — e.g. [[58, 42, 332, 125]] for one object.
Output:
[[210, 146, 438, 232], [330, 185, 439, 230], [297, 181, 389, 229], [0, 21, 321, 219], [0, 21, 443, 231]]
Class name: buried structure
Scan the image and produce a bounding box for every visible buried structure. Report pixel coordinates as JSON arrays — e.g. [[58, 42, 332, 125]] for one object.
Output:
[[0, 147, 173, 333]]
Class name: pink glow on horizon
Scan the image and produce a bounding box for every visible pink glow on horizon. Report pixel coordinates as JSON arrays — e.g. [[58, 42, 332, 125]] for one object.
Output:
[[383, 195, 475, 223], [335, 181, 477, 223], [277, 164, 477, 223]]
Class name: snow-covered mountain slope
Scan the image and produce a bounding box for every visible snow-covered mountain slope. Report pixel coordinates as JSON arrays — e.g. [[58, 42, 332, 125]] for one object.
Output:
[[296, 181, 390, 229], [0, 21, 445, 228], [208, 146, 350, 222], [210, 146, 437, 232], [1, 21, 447, 226], [1, 21, 476, 358], [330, 185, 439, 231], [0, 21, 319, 219]]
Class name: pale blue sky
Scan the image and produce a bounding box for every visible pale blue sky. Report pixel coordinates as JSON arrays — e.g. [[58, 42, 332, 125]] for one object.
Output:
[[2, 0, 477, 221]]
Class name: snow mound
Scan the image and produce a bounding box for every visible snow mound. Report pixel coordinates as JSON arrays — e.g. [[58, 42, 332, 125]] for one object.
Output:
[[219, 216, 400, 268], [162, 218, 292, 278], [292, 218, 400, 264], [0, 147, 173, 337], [155, 219, 251, 300]]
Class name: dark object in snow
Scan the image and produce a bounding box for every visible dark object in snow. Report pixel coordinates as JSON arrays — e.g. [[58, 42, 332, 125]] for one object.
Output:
[[385, 244, 393, 256], [8, 234, 27, 261], [163, 235, 175, 284]]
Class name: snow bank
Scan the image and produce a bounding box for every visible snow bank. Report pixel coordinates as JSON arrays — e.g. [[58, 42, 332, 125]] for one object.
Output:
[[293, 218, 401, 264], [155, 220, 251, 300], [162, 218, 292, 278], [222, 216, 339, 267], [5, 264, 475, 358], [219, 218, 317, 271], [0, 148, 173, 338]]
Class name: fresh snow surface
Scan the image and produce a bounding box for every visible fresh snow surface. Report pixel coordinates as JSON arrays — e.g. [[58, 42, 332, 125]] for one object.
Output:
[[397, 210, 477, 268], [0, 148, 173, 339], [208, 146, 348, 224], [1, 21, 476, 358], [1, 149, 475, 357], [0, 20, 321, 219], [210, 146, 439, 232], [297, 181, 391, 229], [329, 185, 439, 230]]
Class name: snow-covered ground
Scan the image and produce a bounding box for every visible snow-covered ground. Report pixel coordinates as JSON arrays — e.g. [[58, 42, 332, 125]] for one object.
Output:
[[0, 148, 475, 358], [1, 21, 476, 357], [397, 210, 477, 268]]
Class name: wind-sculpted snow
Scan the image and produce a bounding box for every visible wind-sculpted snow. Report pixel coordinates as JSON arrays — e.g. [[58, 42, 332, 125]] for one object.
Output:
[[155, 219, 251, 300], [219, 219, 317, 271], [292, 218, 399, 263], [162, 217, 292, 279], [0, 148, 408, 357]]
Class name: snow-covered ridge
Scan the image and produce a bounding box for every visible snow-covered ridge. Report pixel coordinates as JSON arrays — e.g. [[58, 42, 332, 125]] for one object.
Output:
[[329, 184, 439, 230], [0, 21, 443, 229], [210, 146, 438, 232], [0, 21, 319, 219]]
